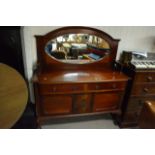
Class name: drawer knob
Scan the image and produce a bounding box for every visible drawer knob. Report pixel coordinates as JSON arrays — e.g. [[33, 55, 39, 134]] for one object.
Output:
[[147, 76, 153, 82], [143, 88, 149, 93]]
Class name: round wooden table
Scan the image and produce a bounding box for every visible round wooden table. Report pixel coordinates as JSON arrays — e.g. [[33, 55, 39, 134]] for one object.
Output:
[[0, 63, 28, 128]]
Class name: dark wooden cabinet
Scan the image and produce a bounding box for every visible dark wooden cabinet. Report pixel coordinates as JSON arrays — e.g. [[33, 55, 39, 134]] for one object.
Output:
[[33, 27, 129, 126], [116, 63, 155, 127]]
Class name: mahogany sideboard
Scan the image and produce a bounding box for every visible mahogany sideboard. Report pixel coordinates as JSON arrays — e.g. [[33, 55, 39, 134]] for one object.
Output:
[[33, 26, 129, 126]]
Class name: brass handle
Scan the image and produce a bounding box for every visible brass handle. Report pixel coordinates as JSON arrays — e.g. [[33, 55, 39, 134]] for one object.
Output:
[[147, 76, 153, 82], [143, 88, 149, 93]]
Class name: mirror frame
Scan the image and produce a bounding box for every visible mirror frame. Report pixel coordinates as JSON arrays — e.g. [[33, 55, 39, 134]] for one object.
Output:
[[35, 26, 120, 70]]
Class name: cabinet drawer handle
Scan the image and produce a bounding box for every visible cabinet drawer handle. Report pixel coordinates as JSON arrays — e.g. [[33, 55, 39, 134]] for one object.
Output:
[[147, 76, 153, 82], [143, 88, 149, 93]]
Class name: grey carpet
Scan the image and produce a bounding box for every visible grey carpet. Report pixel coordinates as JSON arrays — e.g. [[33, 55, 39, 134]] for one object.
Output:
[[41, 114, 119, 129]]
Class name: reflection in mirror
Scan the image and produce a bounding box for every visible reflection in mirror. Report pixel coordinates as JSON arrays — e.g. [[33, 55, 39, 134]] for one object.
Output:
[[45, 33, 110, 64]]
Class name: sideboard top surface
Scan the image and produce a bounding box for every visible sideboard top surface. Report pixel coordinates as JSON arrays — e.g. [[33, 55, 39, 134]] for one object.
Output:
[[34, 69, 129, 84]]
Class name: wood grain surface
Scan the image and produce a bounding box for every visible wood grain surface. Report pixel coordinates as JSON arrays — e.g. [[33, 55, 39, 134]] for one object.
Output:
[[0, 63, 28, 128]]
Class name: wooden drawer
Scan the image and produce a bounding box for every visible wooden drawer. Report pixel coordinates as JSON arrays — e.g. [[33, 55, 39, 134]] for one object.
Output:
[[127, 96, 155, 111], [87, 82, 126, 91], [41, 95, 72, 115], [93, 92, 122, 112], [131, 83, 155, 96], [127, 97, 144, 111], [39, 84, 85, 94], [73, 94, 91, 114], [134, 72, 155, 83], [38, 82, 126, 94], [123, 110, 141, 124]]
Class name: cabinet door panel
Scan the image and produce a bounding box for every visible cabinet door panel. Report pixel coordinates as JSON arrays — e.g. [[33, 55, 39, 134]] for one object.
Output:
[[93, 93, 121, 112], [41, 95, 72, 115], [73, 94, 91, 113]]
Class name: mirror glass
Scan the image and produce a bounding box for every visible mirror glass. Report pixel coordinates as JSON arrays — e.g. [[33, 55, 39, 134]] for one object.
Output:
[[45, 33, 110, 64]]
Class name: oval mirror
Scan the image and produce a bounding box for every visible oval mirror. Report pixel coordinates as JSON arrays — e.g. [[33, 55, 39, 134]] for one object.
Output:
[[45, 33, 110, 64]]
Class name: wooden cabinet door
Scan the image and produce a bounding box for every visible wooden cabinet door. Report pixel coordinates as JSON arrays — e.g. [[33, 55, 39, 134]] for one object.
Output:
[[73, 94, 91, 113], [93, 92, 122, 112], [41, 95, 72, 115]]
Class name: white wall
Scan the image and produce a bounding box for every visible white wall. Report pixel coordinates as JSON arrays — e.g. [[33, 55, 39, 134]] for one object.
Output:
[[21, 26, 155, 102]]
